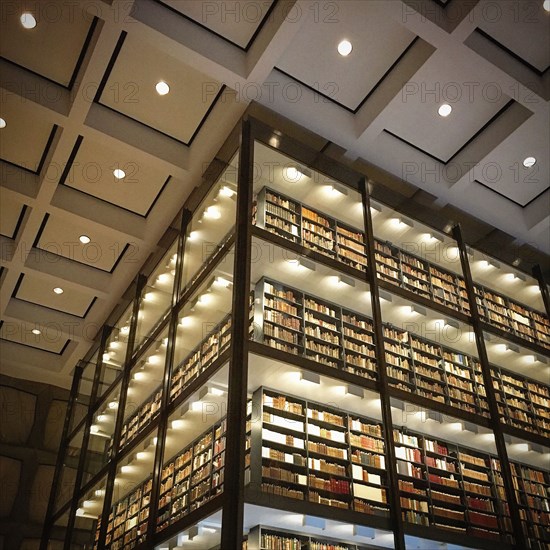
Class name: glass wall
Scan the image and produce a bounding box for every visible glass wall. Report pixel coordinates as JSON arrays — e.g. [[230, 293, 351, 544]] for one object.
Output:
[[133, 238, 178, 352], [69, 352, 98, 435], [180, 156, 238, 296], [54, 426, 83, 513]]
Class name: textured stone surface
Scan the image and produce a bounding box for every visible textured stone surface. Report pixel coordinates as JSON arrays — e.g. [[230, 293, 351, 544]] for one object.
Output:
[[0, 386, 36, 444], [20, 540, 40, 550], [28, 465, 55, 523], [0, 456, 22, 517], [43, 400, 68, 451]]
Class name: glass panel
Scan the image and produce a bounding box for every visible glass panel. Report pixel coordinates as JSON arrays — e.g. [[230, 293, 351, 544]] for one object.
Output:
[[48, 510, 70, 550], [54, 427, 83, 513], [486, 332, 550, 439], [83, 383, 121, 486], [73, 475, 107, 550], [106, 431, 158, 549], [469, 248, 548, 350], [159, 377, 228, 535], [121, 327, 168, 450], [391, 404, 510, 546], [171, 248, 234, 403], [155, 512, 222, 549], [371, 200, 469, 318], [506, 436, 550, 549], [70, 352, 98, 435], [249, 235, 375, 383], [97, 306, 133, 401], [134, 238, 178, 351], [379, 287, 485, 418], [253, 141, 368, 275], [180, 155, 238, 295]]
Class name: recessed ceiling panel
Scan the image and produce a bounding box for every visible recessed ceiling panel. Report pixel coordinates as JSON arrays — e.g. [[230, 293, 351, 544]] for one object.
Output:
[[383, 49, 511, 162], [0, 194, 25, 238], [15, 273, 96, 318], [61, 137, 169, 216], [0, 93, 56, 172], [477, 1, 550, 73], [473, 114, 549, 206], [36, 215, 129, 272], [99, 33, 223, 144], [277, 0, 416, 111], [159, 0, 274, 49], [0, 319, 69, 354], [0, 0, 95, 87]]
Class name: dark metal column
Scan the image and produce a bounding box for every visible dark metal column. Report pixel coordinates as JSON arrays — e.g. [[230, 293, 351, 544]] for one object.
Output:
[[360, 179, 406, 550], [452, 224, 526, 549], [96, 274, 147, 550], [532, 264, 550, 317], [40, 362, 84, 550], [148, 210, 191, 542], [220, 118, 254, 549]]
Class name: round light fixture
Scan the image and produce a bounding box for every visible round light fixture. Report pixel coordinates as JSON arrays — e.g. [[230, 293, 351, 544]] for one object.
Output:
[[79, 235, 91, 244], [438, 104, 452, 117], [337, 40, 353, 57], [155, 81, 170, 95], [20, 12, 37, 29], [523, 156, 536, 168], [544, 0, 550, 12], [113, 168, 126, 180], [53, 287, 64, 294], [32, 328, 41, 335], [0, 118, 6, 129]]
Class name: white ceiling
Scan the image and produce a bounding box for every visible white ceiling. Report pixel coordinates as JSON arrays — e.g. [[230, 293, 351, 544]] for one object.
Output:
[[0, 0, 548, 388]]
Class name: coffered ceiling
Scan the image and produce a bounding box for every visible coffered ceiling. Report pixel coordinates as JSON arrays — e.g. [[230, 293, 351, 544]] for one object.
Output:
[[0, 0, 548, 388]]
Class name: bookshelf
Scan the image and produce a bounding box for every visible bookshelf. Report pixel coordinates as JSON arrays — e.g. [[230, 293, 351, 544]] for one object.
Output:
[[119, 387, 162, 449], [246, 525, 376, 550], [250, 388, 516, 544], [156, 418, 227, 533], [170, 314, 232, 402], [475, 284, 549, 350], [511, 462, 550, 548], [255, 188, 550, 353], [98, 477, 152, 550], [253, 388, 390, 519], [255, 188, 368, 272], [254, 278, 378, 381], [492, 368, 550, 438], [254, 278, 550, 433]]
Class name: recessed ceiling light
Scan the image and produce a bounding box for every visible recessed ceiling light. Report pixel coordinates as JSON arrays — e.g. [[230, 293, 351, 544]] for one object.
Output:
[[31, 328, 41, 335], [79, 235, 91, 244], [204, 205, 221, 219], [523, 156, 536, 168], [20, 13, 37, 29], [544, 0, 550, 12], [0, 118, 6, 129], [113, 168, 126, 179], [156, 81, 170, 95], [438, 104, 452, 117], [337, 40, 353, 56], [53, 287, 64, 294]]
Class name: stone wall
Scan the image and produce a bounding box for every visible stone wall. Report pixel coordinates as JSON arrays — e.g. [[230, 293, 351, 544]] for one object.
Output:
[[0, 374, 71, 550]]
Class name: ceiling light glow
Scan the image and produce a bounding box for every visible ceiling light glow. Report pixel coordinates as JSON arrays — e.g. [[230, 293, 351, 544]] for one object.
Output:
[[204, 205, 221, 219], [438, 104, 452, 117], [32, 328, 41, 335], [337, 40, 353, 56], [20, 12, 37, 29], [156, 81, 170, 95], [113, 168, 126, 180], [53, 287, 64, 294], [220, 185, 235, 197], [523, 157, 536, 168], [79, 235, 91, 244], [544, 0, 550, 11], [0, 118, 6, 129]]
